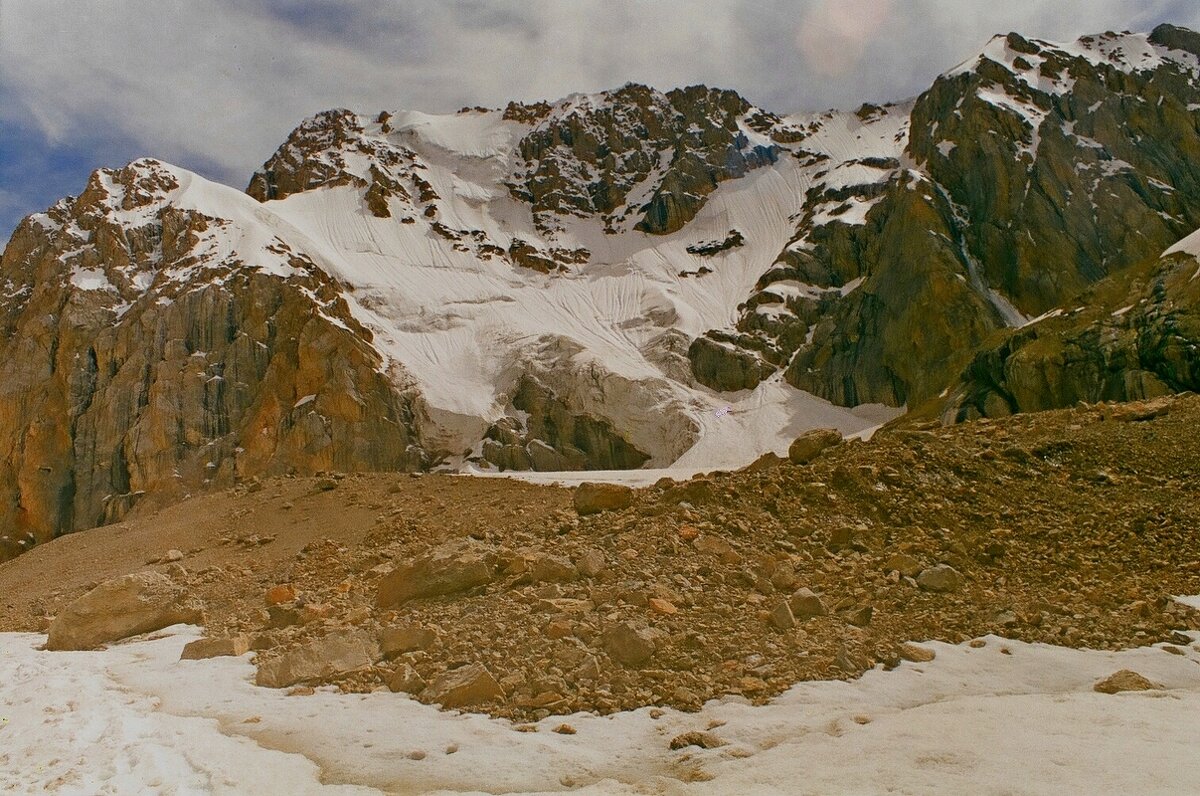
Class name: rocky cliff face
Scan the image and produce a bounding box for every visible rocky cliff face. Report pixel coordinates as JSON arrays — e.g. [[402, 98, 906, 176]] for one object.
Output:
[[0, 160, 428, 560], [712, 26, 1200, 408], [942, 231, 1200, 421]]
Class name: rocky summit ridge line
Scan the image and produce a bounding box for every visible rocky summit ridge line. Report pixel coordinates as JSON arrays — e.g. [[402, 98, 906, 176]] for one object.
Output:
[[2, 25, 1200, 559]]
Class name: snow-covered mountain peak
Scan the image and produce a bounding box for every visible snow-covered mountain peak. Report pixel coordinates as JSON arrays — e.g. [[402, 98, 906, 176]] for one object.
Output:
[[946, 26, 1200, 87]]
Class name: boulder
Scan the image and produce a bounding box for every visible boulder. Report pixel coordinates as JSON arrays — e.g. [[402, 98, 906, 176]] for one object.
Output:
[[789, 587, 829, 619], [254, 629, 381, 688], [376, 546, 495, 608], [387, 663, 427, 694], [1094, 669, 1159, 694], [574, 482, 634, 515], [380, 623, 437, 658], [46, 572, 205, 651], [788, 428, 843, 464], [424, 663, 505, 708], [916, 565, 964, 593], [602, 622, 656, 667], [181, 634, 251, 660]]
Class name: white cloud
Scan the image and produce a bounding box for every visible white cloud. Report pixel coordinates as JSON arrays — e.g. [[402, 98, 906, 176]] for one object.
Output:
[[1, 0, 1198, 188]]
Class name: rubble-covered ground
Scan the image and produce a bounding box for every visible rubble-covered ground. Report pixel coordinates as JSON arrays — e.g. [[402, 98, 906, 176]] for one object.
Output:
[[2, 395, 1198, 725]]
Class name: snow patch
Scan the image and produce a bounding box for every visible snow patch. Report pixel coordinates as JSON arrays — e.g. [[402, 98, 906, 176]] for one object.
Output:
[[2, 622, 1199, 794]]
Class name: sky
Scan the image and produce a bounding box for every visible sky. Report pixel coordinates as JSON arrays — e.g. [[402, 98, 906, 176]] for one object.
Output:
[[1, 0, 1198, 239]]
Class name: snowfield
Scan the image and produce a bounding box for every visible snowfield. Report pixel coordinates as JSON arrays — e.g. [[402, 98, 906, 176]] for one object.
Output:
[[2, 612, 1199, 795]]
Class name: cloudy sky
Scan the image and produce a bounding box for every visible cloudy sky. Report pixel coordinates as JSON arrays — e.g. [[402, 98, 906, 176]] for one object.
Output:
[[2, 0, 1198, 237]]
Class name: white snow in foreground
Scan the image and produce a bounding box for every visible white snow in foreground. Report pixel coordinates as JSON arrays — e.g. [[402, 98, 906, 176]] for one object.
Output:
[[2, 610, 1199, 795]]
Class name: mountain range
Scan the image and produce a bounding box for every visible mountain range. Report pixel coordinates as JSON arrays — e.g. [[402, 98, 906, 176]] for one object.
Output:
[[3, 23, 1200, 559]]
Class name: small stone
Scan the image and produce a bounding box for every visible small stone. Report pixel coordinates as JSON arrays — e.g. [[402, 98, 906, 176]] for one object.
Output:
[[408, 750, 427, 761], [1094, 669, 1159, 694], [545, 619, 574, 639], [553, 723, 577, 735], [969, 639, 987, 649], [916, 565, 964, 593], [530, 554, 578, 583], [575, 548, 607, 578], [571, 654, 601, 682], [424, 663, 505, 708], [264, 584, 298, 606], [315, 478, 337, 491], [380, 624, 437, 658], [265, 604, 303, 629], [678, 525, 700, 541], [388, 663, 427, 694], [882, 553, 922, 577], [827, 527, 853, 550], [788, 428, 843, 464], [602, 622, 656, 667], [693, 536, 740, 564], [300, 603, 333, 622], [844, 605, 873, 628], [648, 598, 678, 615], [900, 643, 936, 663], [164, 549, 185, 562], [180, 635, 251, 660], [768, 600, 796, 630], [669, 731, 725, 750], [573, 482, 634, 515], [789, 587, 828, 619]]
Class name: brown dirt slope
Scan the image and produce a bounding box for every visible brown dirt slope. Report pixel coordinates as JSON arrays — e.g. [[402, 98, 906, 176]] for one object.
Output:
[[2, 395, 1199, 722]]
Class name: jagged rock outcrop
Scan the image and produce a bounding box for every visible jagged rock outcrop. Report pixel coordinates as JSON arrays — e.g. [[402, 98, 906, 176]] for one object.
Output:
[[479, 374, 652, 472], [506, 84, 780, 234], [688, 335, 776, 392], [943, 235, 1200, 420], [0, 160, 428, 560]]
